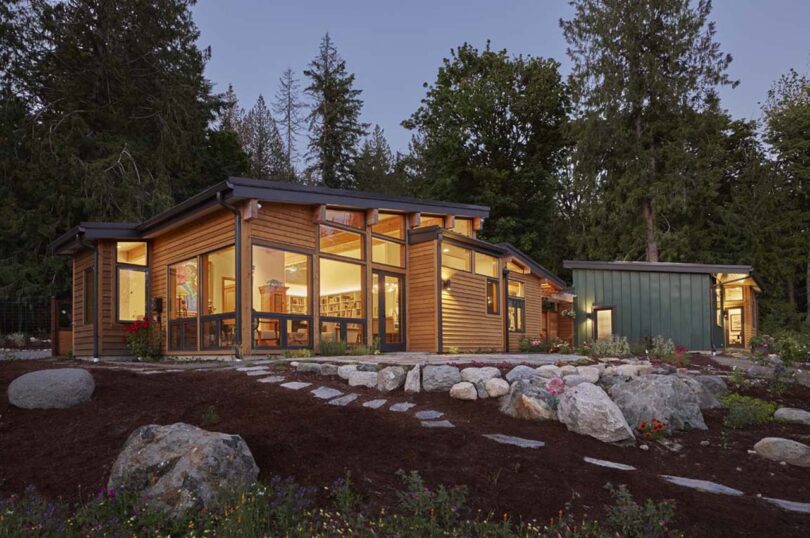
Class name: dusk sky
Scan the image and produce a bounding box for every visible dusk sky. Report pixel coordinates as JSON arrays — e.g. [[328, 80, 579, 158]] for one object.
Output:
[[193, 0, 810, 154]]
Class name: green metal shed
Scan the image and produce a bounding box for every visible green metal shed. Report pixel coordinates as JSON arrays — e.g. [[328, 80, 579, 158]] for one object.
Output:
[[563, 261, 762, 351]]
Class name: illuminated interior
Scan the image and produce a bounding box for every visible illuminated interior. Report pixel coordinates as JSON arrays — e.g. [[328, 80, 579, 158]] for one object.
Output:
[[475, 252, 498, 277], [325, 208, 365, 229], [118, 268, 146, 321], [320, 225, 363, 260], [506, 260, 528, 274], [169, 259, 198, 319], [203, 247, 235, 315], [371, 237, 403, 267], [442, 243, 471, 271], [320, 258, 364, 318], [372, 274, 402, 345], [594, 308, 613, 341], [508, 280, 524, 298], [116, 242, 147, 265], [252, 246, 309, 314], [371, 212, 404, 239], [451, 218, 474, 237], [418, 214, 445, 228]]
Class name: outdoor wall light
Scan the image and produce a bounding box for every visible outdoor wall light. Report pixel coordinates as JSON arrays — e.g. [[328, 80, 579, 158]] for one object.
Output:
[[442, 278, 452, 291]]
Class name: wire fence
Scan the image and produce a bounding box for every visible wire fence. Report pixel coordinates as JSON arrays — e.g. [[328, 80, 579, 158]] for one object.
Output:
[[0, 301, 64, 347]]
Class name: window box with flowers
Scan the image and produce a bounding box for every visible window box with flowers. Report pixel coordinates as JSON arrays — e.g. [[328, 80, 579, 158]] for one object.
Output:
[[125, 318, 162, 361]]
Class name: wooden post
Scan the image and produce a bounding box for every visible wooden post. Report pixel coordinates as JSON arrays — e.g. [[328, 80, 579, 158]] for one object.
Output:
[[408, 212, 421, 229], [50, 296, 59, 356], [312, 204, 327, 224], [239, 201, 253, 357], [366, 208, 379, 227], [444, 215, 455, 229]]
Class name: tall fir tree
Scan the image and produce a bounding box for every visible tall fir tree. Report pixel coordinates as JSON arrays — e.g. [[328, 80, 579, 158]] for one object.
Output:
[[403, 42, 570, 270], [272, 68, 305, 180], [561, 0, 737, 262], [354, 124, 394, 193], [237, 94, 287, 179], [304, 33, 368, 189], [220, 83, 242, 132]]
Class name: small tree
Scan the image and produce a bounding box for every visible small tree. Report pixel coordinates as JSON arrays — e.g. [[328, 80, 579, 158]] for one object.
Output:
[[272, 68, 306, 180]]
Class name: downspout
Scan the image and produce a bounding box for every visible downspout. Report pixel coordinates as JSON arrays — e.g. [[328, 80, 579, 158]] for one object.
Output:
[[77, 232, 99, 358], [217, 192, 242, 349]]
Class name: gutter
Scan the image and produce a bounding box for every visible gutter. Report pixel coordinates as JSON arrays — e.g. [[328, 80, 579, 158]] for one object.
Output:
[[76, 231, 99, 358], [216, 192, 242, 349]]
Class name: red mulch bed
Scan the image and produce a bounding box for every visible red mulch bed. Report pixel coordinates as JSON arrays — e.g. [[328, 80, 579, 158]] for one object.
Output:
[[1, 359, 809, 537]]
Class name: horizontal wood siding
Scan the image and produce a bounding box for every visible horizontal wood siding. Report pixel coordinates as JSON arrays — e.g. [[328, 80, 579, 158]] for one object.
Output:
[[251, 203, 316, 250], [442, 269, 503, 352], [406, 240, 438, 352], [73, 250, 94, 357], [98, 240, 128, 355], [151, 208, 236, 353], [508, 272, 543, 352], [557, 302, 574, 344]]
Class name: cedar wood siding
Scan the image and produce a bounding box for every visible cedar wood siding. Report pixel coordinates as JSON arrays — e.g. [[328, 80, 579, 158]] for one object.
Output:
[[557, 303, 574, 344], [98, 240, 127, 355], [507, 272, 543, 352], [250, 202, 317, 250], [150, 208, 235, 355], [442, 268, 504, 353], [73, 250, 94, 357], [406, 239, 439, 352]]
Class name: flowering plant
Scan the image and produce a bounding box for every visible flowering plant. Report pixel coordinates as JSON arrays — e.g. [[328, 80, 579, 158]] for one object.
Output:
[[124, 318, 161, 361], [543, 376, 565, 410], [637, 418, 667, 441]]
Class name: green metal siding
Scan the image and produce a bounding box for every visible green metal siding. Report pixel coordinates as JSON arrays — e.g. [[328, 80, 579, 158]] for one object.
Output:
[[572, 269, 714, 350]]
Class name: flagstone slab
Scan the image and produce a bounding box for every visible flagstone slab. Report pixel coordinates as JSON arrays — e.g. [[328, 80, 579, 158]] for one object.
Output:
[[583, 456, 636, 471], [257, 376, 285, 384], [312, 386, 344, 400], [415, 410, 444, 420], [762, 497, 810, 514], [421, 420, 455, 428], [660, 475, 743, 496], [245, 370, 271, 376], [483, 434, 545, 449], [237, 366, 270, 372], [328, 394, 360, 406], [389, 402, 416, 412], [280, 381, 311, 390], [362, 399, 388, 409]]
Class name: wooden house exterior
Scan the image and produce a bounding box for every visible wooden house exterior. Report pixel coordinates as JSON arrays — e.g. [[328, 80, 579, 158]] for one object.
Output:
[[52, 178, 565, 358]]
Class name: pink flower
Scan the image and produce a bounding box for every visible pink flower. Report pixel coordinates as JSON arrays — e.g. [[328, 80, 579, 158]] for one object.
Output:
[[545, 376, 565, 396]]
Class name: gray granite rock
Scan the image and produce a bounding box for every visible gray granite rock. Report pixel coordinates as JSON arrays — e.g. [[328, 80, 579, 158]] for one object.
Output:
[[422, 365, 461, 392], [609, 375, 707, 431], [256, 375, 285, 384], [449, 381, 478, 400], [280, 381, 311, 390], [680, 376, 724, 410], [337, 365, 357, 380], [377, 366, 406, 392], [357, 363, 377, 372], [415, 410, 444, 420], [404, 365, 421, 393], [576, 366, 600, 383], [362, 399, 387, 409], [536, 365, 562, 377], [421, 420, 454, 428], [461, 367, 501, 384], [485, 377, 510, 397], [558, 383, 635, 443], [295, 363, 323, 374], [311, 386, 343, 399], [347, 370, 378, 388], [754, 437, 810, 467], [564, 375, 589, 387], [483, 434, 544, 448], [774, 408, 810, 426], [659, 475, 743, 496], [583, 457, 636, 471], [500, 378, 556, 421], [328, 394, 360, 406], [318, 364, 339, 376], [8, 368, 95, 409], [505, 365, 537, 382], [390, 402, 416, 412], [695, 375, 727, 397]]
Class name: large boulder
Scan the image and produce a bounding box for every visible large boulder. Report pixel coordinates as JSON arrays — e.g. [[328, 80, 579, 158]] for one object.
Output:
[[347, 370, 378, 388], [774, 408, 810, 426], [564, 375, 590, 388], [535, 365, 562, 378], [8, 368, 94, 409], [609, 375, 707, 431], [422, 365, 461, 392], [694, 375, 727, 398], [337, 365, 357, 380], [754, 437, 810, 467], [485, 378, 510, 398], [449, 382, 478, 400], [376, 366, 406, 392], [576, 366, 600, 383], [558, 383, 635, 443], [679, 376, 724, 410], [108, 423, 259, 517], [499, 378, 556, 421], [460, 367, 501, 384], [404, 365, 421, 393], [505, 365, 537, 382]]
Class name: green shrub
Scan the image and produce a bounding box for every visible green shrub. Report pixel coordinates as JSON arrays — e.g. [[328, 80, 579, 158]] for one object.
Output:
[[604, 483, 679, 538], [350, 337, 379, 356], [318, 337, 348, 356], [588, 336, 631, 358], [201, 405, 219, 426], [775, 333, 809, 366], [124, 319, 162, 361], [649, 335, 675, 361], [720, 393, 777, 429], [284, 348, 313, 359]]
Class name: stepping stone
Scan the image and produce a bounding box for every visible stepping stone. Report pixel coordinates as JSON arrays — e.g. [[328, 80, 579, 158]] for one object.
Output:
[[584, 456, 636, 471], [762, 497, 810, 514], [280, 381, 311, 390], [362, 399, 388, 409], [328, 394, 360, 406], [257, 375, 285, 384], [237, 366, 269, 372], [660, 475, 743, 496], [415, 410, 444, 420], [483, 434, 545, 449], [311, 386, 344, 400], [389, 402, 416, 413], [138, 370, 162, 375], [245, 370, 271, 376], [421, 420, 455, 428]]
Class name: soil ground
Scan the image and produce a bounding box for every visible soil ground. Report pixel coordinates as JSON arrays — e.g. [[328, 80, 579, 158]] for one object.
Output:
[[1, 359, 809, 537]]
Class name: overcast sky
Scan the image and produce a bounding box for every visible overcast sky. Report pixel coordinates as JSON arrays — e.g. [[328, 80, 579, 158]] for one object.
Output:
[[193, 0, 810, 154]]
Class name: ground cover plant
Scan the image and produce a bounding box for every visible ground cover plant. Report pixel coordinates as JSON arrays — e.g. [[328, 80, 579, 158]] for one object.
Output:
[[720, 393, 777, 429]]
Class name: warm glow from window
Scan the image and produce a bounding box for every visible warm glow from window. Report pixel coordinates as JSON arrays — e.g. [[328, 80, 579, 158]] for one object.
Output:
[[202, 247, 236, 315], [320, 258, 364, 318], [507, 260, 528, 274], [441, 243, 471, 272], [418, 214, 445, 228], [451, 218, 473, 236], [252, 246, 310, 314], [116, 242, 147, 265], [486, 280, 499, 315], [372, 237, 404, 267], [475, 252, 498, 277], [169, 259, 198, 319], [320, 225, 363, 260], [118, 268, 146, 321], [372, 212, 404, 239], [724, 286, 743, 302], [508, 280, 524, 298], [325, 208, 365, 229], [595, 309, 613, 341]]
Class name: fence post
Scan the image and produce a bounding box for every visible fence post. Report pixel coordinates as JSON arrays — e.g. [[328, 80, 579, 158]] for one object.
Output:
[[51, 296, 59, 356]]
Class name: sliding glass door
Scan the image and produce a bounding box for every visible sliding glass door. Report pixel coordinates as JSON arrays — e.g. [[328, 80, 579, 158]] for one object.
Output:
[[372, 271, 404, 352]]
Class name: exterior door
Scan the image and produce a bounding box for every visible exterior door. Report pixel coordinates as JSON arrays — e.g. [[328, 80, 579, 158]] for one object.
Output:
[[725, 307, 744, 348], [372, 271, 404, 351]]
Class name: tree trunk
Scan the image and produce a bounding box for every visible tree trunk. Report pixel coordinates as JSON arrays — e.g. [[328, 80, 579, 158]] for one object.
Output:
[[787, 279, 796, 306], [806, 246, 810, 325], [642, 198, 659, 262]]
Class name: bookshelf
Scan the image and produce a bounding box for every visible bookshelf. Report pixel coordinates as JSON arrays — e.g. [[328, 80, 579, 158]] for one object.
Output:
[[319, 290, 363, 318]]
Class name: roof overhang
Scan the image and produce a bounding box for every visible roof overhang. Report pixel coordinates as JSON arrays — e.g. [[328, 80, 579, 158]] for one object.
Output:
[[50, 223, 140, 255], [498, 243, 566, 289]]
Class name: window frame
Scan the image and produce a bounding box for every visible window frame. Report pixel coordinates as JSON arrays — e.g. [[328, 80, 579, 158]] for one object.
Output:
[[251, 242, 314, 350], [319, 223, 365, 261], [486, 278, 500, 315], [200, 246, 237, 350], [167, 256, 201, 352], [371, 212, 405, 240], [592, 306, 614, 341], [318, 256, 367, 347], [371, 236, 405, 268], [441, 242, 472, 272], [83, 268, 95, 325], [115, 265, 149, 324], [325, 208, 366, 230], [474, 252, 498, 278], [508, 297, 526, 333]]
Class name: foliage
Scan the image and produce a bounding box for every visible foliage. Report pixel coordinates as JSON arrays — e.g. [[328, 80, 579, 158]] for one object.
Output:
[[750, 334, 777, 357], [349, 337, 380, 356], [587, 336, 631, 358], [727, 368, 750, 391], [124, 319, 161, 361], [284, 348, 313, 359], [304, 33, 369, 188], [201, 405, 219, 426], [774, 333, 810, 366], [394, 470, 468, 531], [272, 68, 307, 177], [234, 94, 288, 180], [520, 336, 569, 354], [317, 337, 348, 357], [637, 419, 667, 442], [4, 332, 27, 349], [649, 336, 676, 361], [603, 484, 679, 538], [720, 393, 777, 429]]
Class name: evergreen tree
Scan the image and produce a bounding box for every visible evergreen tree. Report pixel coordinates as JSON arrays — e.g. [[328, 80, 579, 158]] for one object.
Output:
[[354, 125, 394, 193], [220, 83, 242, 132], [403, 42, 570, 269], [236, 94, 287, 179], [304, 33, 369, 189], [272, 68, 305, 179], [561, 0, 737, 262]]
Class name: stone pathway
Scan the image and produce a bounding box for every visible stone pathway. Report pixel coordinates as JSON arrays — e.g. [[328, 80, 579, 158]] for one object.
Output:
[[328, 394, 360, 406], [257, 375, 285, 384], [311, 386, 344, 400], [482, 433, 544, 449], [415, 410, 444, 420], [583, 456, 636, 471], [237, 366, 269, 372], [362, 399, 388, 409], [280, 381, 311, 390], [761, 496, 810, 514], [421, 420, 455, 428], [389, 402, 416, 412], [660, 475, 744, 496], [245, 369, 271, 376]]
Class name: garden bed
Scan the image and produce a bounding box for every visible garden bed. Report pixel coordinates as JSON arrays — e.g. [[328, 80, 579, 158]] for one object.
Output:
[[1, 359, 809, 537]]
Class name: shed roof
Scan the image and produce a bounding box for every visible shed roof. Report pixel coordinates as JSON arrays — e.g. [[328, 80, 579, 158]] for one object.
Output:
[[498, 243, 566, 289], [563, 260, 763, 290]]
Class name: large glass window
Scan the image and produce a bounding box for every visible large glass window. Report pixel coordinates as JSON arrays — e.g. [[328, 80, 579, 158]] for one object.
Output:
[[169, 258, 199, 350], [486, 279, 500, 315], [418, 214, 445, 228], [252, 245, 312, 349], [372, 237, 404, 267], [451, 218, 474, 237], [372, 213, 404, 239], [325, 208, 365, 229], [508, 280, 525, 298], [116, 241, 148, 323], [474, 252, 498, 277], [201, 247, 236, 349], [320, 225, 363, 260], [724, 286, 743, 302], [320, 258, 364, 319], [508, 298, 525, 332], [441, 243, 471, 272], [507, 260, 528, 274], [117, 242, 147, 265], [594, 307, 613, 341]]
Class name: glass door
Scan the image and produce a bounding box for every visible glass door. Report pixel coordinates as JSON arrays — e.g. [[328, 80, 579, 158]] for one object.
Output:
[[725, 307, 744, 348], [372, 271, 404, 351]]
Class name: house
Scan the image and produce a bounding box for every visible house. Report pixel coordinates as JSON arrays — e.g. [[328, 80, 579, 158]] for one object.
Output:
[[51, 177, 569, 358], [563, 260, 762, 351]]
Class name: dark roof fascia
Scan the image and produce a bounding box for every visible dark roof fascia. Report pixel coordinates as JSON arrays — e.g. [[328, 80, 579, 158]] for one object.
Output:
[[227, 177, 490, 218], [407, 225, 442, 245], [563, 260, 755, 276], [136, 180, 232, 235], [50, 222, 140, 255], [498, 243, 566, 288]]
